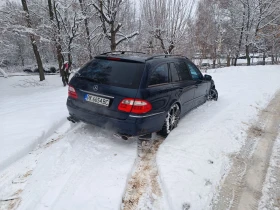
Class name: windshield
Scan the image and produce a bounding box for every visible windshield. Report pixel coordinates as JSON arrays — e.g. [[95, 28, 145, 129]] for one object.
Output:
[[77, 59, 145, 89]]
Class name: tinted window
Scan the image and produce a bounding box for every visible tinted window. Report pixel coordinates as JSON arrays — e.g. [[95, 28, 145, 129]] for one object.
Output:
[[186, 62, 203, 80], [170, 63, 180, 82], [77, 59, 144, 88], [175, 61, 192, 81], [148, 64, 169, 86]]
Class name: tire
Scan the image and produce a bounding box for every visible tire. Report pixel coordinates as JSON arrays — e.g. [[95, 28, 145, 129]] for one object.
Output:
[[208, 88, 218, 101], [159, 103, 180, 137]]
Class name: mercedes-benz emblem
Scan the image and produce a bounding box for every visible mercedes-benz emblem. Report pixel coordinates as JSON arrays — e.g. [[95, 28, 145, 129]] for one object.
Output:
[[93, 85, 98, 91]]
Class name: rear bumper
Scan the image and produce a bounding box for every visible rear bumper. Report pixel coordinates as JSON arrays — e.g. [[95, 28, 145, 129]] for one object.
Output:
[[67, 99, 166, 136]]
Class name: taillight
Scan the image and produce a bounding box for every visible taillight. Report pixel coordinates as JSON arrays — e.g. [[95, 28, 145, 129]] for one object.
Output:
[[68, 85, 78, 99], [118, 98, 152, 114]]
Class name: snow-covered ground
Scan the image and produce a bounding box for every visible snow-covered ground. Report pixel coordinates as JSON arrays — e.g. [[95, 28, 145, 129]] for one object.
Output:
[[258, 132, 280, 210], [0, 65, 280, 210], [157, 65, 280, 209], [0, 76, 69, 171], [193, 57, 274, 66]]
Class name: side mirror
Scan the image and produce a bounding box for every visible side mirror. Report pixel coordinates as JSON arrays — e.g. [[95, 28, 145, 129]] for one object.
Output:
[[204, 74, 212, 81]]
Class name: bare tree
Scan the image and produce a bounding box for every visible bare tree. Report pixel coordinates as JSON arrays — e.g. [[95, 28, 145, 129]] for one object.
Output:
[[21, 0, 45, 81], [79, 0, 93, 59], [141, 0, 195, 54], [48, 0, 64, 73], [90, 0, 139, 51], [1, 0, 279, 71]]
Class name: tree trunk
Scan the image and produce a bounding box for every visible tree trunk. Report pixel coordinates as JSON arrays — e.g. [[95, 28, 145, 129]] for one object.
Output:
[[168, 41, 175, 54], [111, 31, 117, 51], [235, 4, 246, 66], [21, 0, 45, 81], [245, 0, 251, 66], [56, 43, 64, 73], [272, 37, 276, 64], [79, 0, 92, 59], [159, 38, 168, 54], [67, 36, 74, 68], [68, 49, 72, 68], [48, 0, 54, 20], [234, 56, 238, 66], [17, 41, 25, 66], [20, 54, 25, 66], [263, 52, 266, 65], [227, 54, 230, 67], [49, 0, 64, 75], [93, 0, 138, 52], [246, 44, 251, 66], [212, 47, 217, 68], [213, 59, 216, 69]]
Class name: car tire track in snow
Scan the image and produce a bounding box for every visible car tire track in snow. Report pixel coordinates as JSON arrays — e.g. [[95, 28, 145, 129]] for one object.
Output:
[[258, 133, 280, 210], [122, 135, 166, 210], [0, 119, 70, 172], [11, 124, 137, 210], [211, 90, 280, 210], [0, 123, 81, 210]]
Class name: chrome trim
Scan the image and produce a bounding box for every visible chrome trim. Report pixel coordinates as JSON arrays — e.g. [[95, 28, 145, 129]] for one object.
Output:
[[79, 89, 115, 99], [129, 112, 165, 118], [148, 83, 170, 88]]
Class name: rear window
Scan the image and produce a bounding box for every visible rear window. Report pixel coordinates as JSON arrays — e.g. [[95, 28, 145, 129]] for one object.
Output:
[[77, 59, 144, 89]]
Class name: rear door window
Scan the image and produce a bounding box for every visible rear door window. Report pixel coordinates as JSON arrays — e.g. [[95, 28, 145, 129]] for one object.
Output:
[[77, 59, 144, 89], [148, 64, 169, 86], [175, 61, 192, 81]]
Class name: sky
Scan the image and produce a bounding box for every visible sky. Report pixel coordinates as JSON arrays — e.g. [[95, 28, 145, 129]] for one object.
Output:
[[0, 0, 20, 6], [0, 0, 198, 15]]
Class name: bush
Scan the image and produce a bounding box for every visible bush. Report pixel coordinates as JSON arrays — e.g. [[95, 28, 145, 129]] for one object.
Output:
[[23, 69, 32, 73], [49, 67, 56, 73]]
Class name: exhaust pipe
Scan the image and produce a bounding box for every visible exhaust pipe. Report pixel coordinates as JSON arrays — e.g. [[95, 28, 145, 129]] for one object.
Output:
[[67, 116, 79, 123], [113, 133, 131, 141]]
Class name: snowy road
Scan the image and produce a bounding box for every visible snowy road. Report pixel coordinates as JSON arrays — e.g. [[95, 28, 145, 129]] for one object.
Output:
[[212, 90, 280, 210], [1, 65, 280, 210], [0, 123, 138, 210], [0, 77, 69, 171]]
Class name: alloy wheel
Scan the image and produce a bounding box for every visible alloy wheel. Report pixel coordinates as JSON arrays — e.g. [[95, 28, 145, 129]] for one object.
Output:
[[208, 88, 218, 101], [165, 103, 180, 135]]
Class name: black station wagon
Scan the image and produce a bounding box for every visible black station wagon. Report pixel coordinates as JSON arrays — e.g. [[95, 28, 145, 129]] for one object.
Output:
[[67, 52, 218, 139]]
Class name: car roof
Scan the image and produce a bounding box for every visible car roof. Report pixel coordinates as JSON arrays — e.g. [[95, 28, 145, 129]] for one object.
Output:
[[95, 52, 189, 64], [95, 55, 148, 63]]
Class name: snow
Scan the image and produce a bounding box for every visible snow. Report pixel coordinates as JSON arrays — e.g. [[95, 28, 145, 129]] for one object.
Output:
[[258, 132, 280, 210], [0, 68, 8, 78], [157, 65, 280, 209], [0, 65, 280, 210], [0, 75, 138, 210], [16, 127, 137, 210], [0, 75, 68, 171], [193, 57, 274, 66]]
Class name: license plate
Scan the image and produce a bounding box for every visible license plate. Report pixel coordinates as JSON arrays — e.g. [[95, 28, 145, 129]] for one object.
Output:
[[85, 94, 110, 106]]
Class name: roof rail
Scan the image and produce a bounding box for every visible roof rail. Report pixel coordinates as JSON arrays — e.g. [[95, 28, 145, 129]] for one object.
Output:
[[145, 54, 186, 61], [100, 51, 146, 55]]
